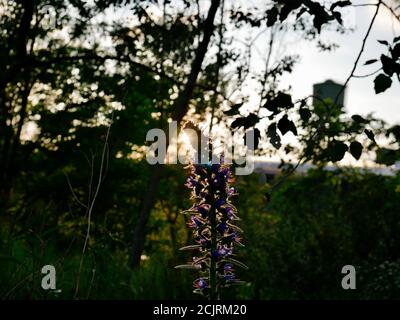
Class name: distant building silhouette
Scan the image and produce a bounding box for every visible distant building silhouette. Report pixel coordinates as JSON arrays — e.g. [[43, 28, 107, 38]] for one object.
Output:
[[252, 80, 398, 184], [313, 79, 345, 108]]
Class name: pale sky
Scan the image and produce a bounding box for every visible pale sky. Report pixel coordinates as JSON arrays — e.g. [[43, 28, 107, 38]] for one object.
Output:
[[101, 1, 400, 166], [110, 0, 399, 125], [218, 0, 400, 166]]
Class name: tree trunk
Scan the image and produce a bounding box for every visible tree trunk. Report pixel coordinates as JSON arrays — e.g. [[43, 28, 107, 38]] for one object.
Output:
[[130, 0, 222, 268], [0, 0, 35, 211]]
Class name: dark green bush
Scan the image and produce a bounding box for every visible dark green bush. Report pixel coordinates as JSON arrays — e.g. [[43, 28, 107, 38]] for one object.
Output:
[[238, 168, 400, 299], [2, 168, 400, 299]]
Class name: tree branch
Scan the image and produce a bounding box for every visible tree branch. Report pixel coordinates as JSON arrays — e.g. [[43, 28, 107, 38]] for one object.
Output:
[[382, 1, 400, 23], [334, 1, 381, 105], [353, 67, 382, 78]]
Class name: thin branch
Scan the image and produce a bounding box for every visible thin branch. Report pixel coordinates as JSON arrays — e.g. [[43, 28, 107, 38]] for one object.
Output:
[[353, 67, 382, 78], [257, 26, 276, 116], [86, 152, 95, 210], [381, 1, 400, 23], [351, 3, 379, 7], [63, 172, 88, 209], [334, 1, 381, 105], [74, 113, 113, 298], [86, 252, 97, 299]]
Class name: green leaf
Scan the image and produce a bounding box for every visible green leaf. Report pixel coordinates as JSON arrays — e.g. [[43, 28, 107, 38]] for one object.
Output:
[[242, 113, 259, 129], [175, 264, 201, 270], [364, 59, 378, 65], [278, 114, 297, 136], [380, 54, 396, 76], [225, 280, 246, 286], [330, 1, 352, 11], [374, 73, 392, 94], [280, 1, 302, 22], [349, 141, 363, 160], [329, 141, 348, 162], [309, 1, 332, 34], [351, 114, 367, 123], [267, 123, 281, 149], [296, 7, 307, 19], [332, 11, 343, 24], [376, 148, 399, 165], [377, 40, 389, 46], [193, 289, 203, 295], [364, 129, 376, 142], [225, 257, 249, 270], [223, 103, 243, 116], [392, 43, 400, 60], [231, 117, 245, 129], [266, 7, 279, 27], [299, 107, 312, 123], [394, 36, 400, 43], [276, 92, 294, 109], [179, 245, 202, 251], [388, 125, 400, 141], [231, 114, 259, 130], [254, 128, 261, 149], [313, 15, 329, 34], [264, 91, 293, 114]]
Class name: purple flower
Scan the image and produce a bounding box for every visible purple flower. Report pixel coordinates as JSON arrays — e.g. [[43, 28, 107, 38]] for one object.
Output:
[[200, 191, 208, 199], [185, 176, 198, 188], [217, 222, 228, 234], [212, 245, 232, 259], [211, 163, 221, 173], [196, 204, 210, 218], [194, 165, 205, 175], [212, 175, 222, 187], [193, 256, 201, 264], [215, 198, 225, 208], [189, 216, 203, 228], [194, 278, 208, 289], [226, 232, 241, 243], [224, 274, 235, 281], [222, 205, 235, 219], [219, 166, 231, 178], [224, 263, 233, 271], [196, 235, 210, 247]]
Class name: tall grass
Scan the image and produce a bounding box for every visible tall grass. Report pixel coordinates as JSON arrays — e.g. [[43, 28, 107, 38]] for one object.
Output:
[[0, 234, 193, 299]]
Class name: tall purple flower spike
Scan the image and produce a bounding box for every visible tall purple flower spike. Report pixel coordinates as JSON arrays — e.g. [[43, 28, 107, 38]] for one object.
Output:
[[175, 154, 247, 300]]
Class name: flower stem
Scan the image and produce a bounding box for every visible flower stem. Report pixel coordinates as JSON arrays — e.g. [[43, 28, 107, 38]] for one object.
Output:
[[210, 201, 217, 300], [209, 177, 218, 300]]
